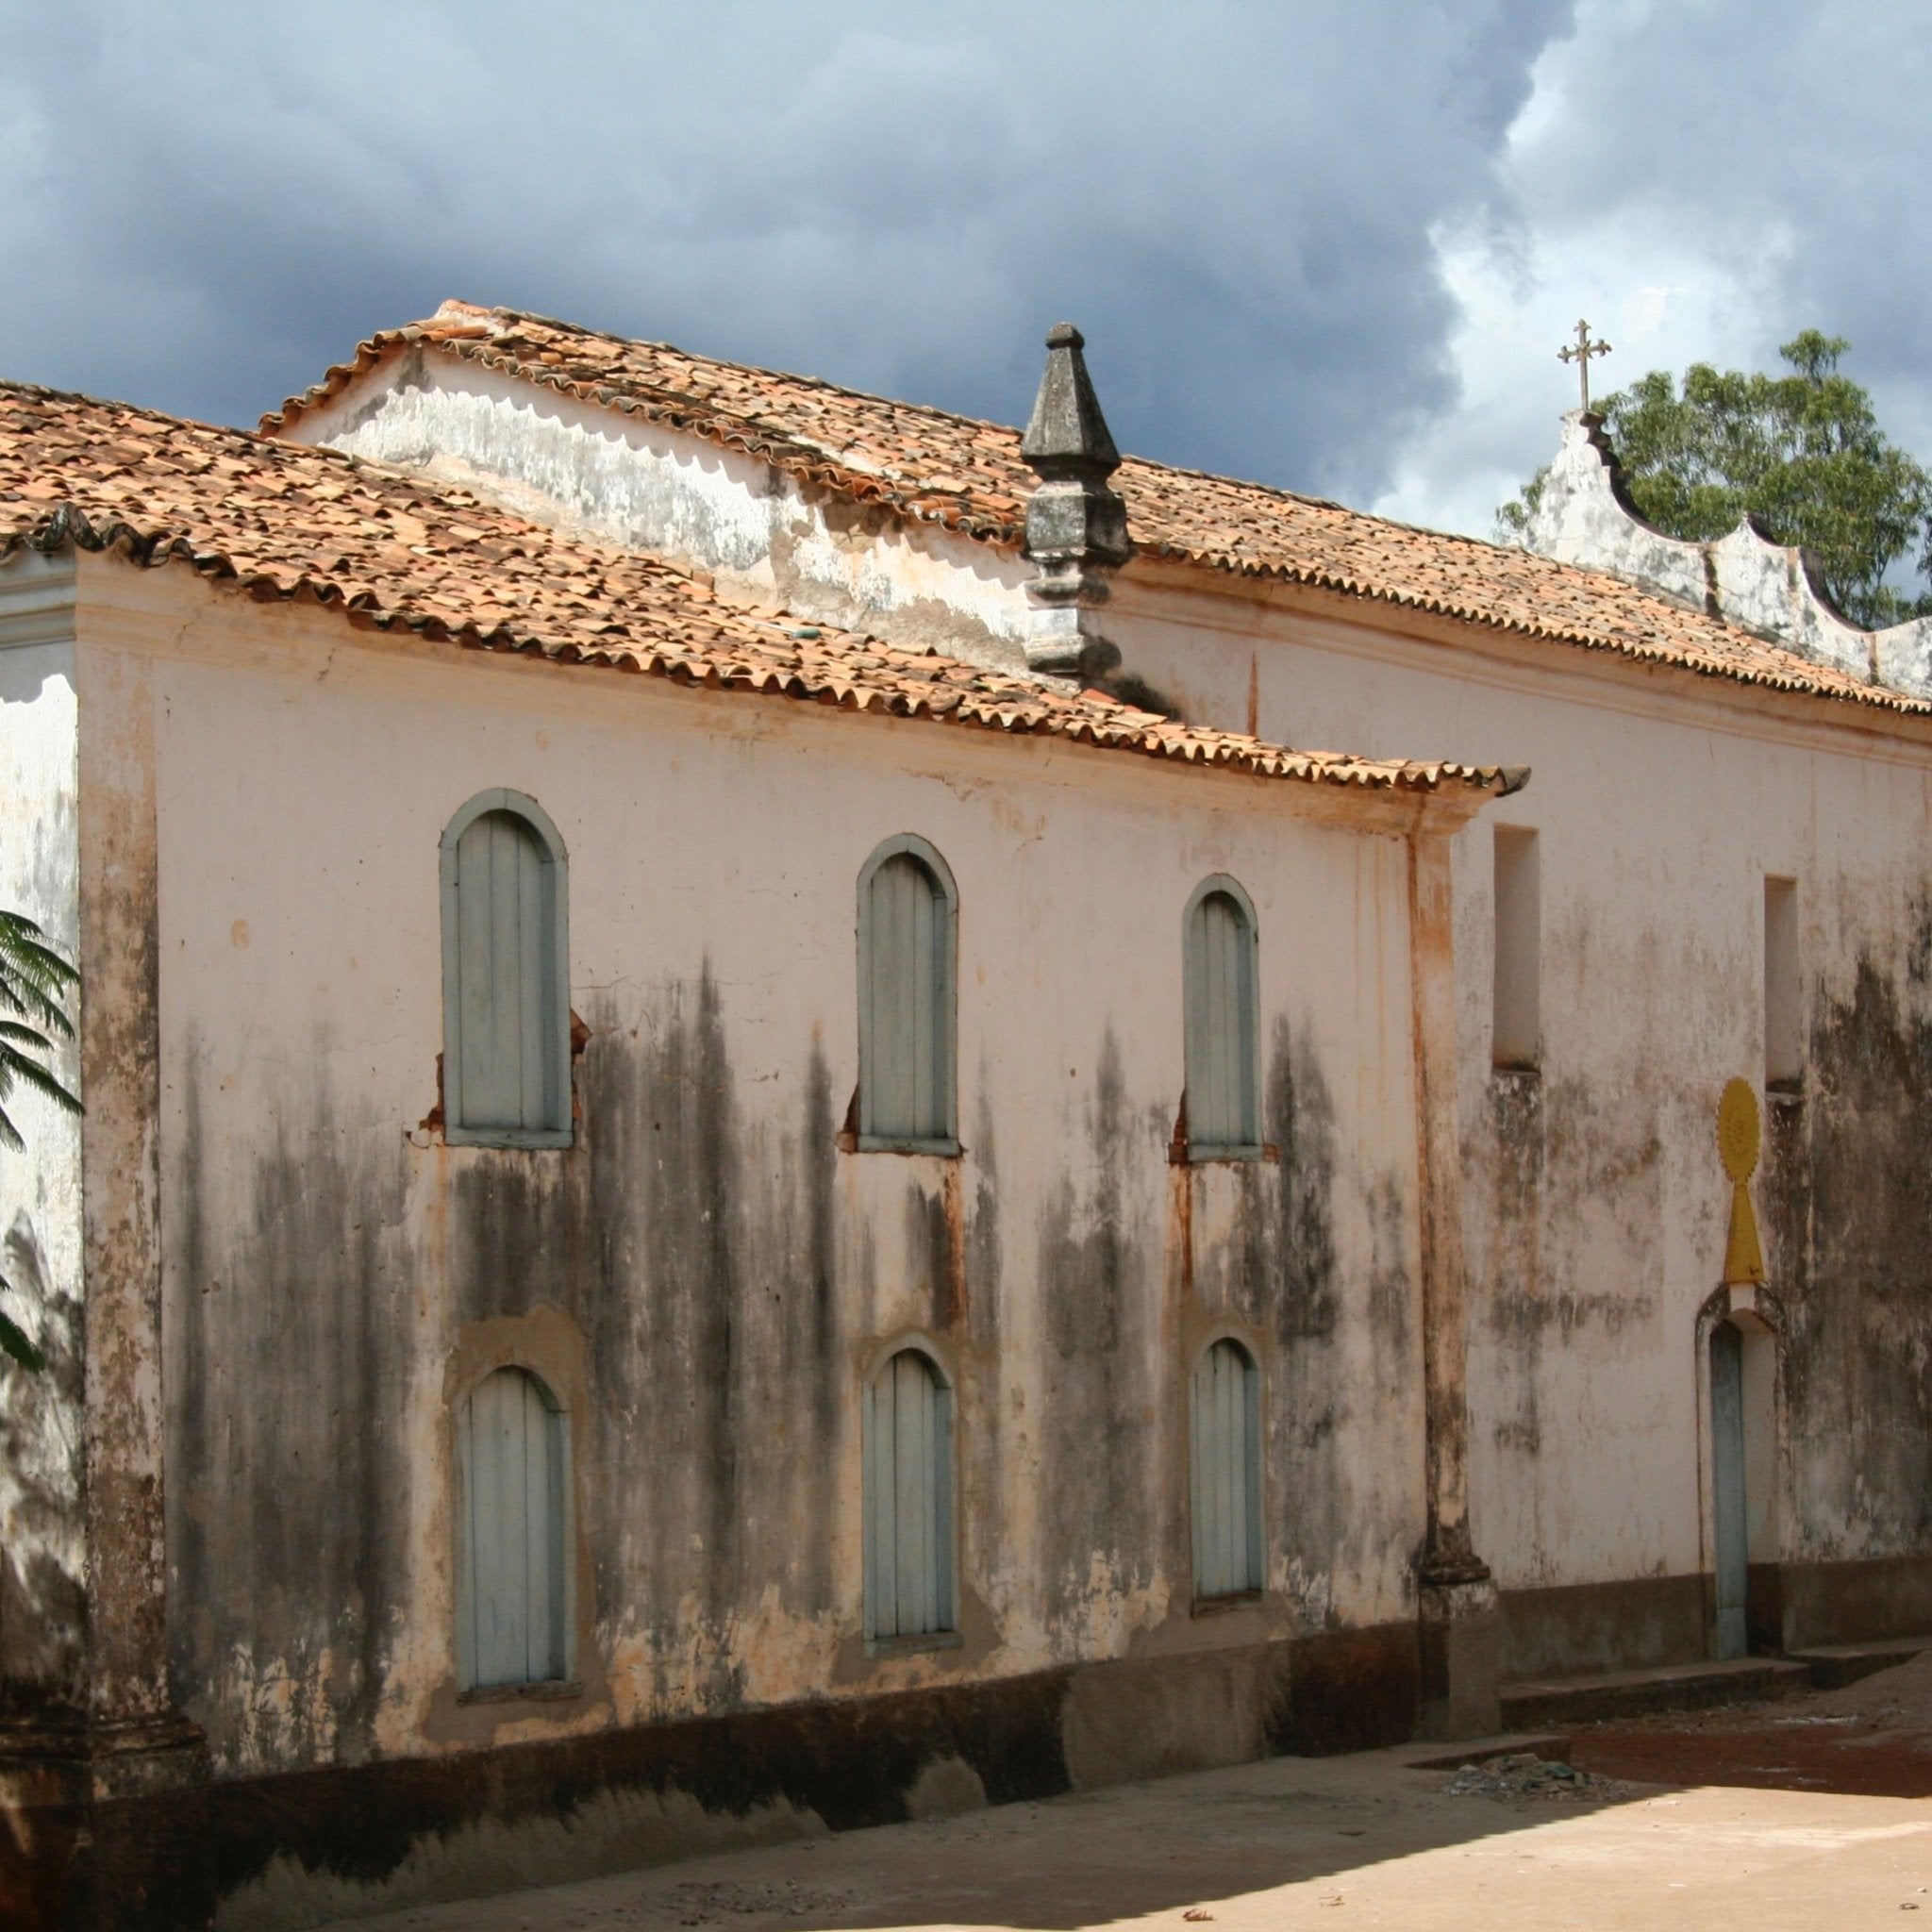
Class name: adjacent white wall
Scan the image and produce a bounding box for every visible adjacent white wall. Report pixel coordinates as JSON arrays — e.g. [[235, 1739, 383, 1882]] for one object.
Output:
[[0, 553, 85, 1707]]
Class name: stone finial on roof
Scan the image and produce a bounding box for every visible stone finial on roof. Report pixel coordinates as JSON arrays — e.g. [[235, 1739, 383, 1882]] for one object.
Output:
[[1019, 324, 1131, 679]]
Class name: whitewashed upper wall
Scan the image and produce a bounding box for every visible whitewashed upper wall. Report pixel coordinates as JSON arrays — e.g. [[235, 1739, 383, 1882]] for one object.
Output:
[[1518, 410, 1932, 697], [294, 351, 1034, 674]]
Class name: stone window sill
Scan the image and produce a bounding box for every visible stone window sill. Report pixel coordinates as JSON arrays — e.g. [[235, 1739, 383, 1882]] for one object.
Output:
[[846, 1135, 963, 1158], [458, 1678, 585, 1706], [442, 1126, 575, 1151], [864, 1629, 963, 1659], [1191, 1590, 1264, 1619]]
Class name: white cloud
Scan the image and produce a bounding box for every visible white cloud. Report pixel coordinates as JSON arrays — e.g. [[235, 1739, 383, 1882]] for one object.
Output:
[[1377, 0, 1932, 538]]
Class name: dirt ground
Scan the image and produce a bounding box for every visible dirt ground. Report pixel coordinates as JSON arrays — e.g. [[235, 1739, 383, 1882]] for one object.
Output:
[[1570, 1649, 1932, 1800], [311, 1662, 1932, 1932]]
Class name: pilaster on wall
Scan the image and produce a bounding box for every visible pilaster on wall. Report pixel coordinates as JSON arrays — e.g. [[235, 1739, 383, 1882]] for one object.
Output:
[[0, 553, 208, 1930], [1407, 826, 1501, 1740]]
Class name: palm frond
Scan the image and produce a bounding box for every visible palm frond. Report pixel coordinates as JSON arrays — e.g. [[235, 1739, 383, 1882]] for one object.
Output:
[[0, 1305, 44, 1373], [0, 914, 81, 1151], [0, 911, 79, 1035]]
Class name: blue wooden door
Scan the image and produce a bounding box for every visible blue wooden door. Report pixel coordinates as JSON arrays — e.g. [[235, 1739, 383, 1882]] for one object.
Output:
[[1710, 1321, 1748, 1660]]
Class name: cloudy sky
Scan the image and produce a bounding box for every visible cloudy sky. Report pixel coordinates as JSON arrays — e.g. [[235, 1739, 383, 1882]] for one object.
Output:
[[1, 1, 1924, 541]]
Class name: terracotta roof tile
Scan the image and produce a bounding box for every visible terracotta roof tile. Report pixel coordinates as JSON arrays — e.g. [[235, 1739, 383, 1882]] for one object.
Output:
[[265, 303, 1931, 720], [0, 382, 1511, 798]]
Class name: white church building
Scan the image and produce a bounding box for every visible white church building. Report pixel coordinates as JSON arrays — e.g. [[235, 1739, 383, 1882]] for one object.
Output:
[[3, 301, 1929, 1928]]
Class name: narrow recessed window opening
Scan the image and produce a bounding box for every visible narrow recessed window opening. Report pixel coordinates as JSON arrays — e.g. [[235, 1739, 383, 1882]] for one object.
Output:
[[1184, 877, 1261, 1158], [1492, 825, 1541, 1071], [441, 790, 572, 1146], [858, 836, 958, 1151], [1191, 1339, 1263, 1599], [458, 1367, 571, 1691], [1764, 876, 1801, 1091], [862, 1348, 956, 1641]]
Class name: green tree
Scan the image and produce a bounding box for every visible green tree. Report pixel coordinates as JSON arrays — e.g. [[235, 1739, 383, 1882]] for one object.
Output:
[[1499, 332, 1932, 630], [0, 910, 81, 1372]]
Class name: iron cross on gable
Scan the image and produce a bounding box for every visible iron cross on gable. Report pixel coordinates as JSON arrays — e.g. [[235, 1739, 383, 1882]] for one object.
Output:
[[1557, 318, 1612, 411]]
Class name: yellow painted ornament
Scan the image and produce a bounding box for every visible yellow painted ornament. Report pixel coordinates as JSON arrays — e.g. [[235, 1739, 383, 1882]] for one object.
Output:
[[1717, 1077, 1765, 1285]]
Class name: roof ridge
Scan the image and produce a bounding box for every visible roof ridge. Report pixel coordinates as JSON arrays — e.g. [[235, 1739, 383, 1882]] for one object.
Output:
[[268, 306, 1657, 575], [458, 305, 1390, 525], [479, 303, 1022, 438]]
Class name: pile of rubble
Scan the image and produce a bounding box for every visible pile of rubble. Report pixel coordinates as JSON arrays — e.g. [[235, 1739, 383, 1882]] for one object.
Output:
[[1441, 1752, 1633, 1803]]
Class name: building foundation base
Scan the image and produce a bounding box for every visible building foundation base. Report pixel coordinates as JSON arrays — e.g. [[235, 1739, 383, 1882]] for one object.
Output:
[[0, 1713, 211, 1932], [1418, 1574, 1502, 1741]]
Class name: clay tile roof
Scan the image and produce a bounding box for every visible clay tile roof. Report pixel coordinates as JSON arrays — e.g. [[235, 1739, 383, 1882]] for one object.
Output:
[[0, 382, 1513, 798], [266, 303, 1932, 720]]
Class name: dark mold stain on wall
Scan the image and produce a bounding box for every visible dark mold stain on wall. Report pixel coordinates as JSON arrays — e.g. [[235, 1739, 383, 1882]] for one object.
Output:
[[1186, 1017, 1407, 1629], [1773, 912, 1932, 1561], [169, 1032, 411, 1771], [1480, 1069, 1545, 1458], [1254, 1019, 1346, 1620], [575, 961, 841, 1706], [167, 958, 866, 1774], [1256, 1018, 1341, 1350], [1036, 1029, 1152, 1619]]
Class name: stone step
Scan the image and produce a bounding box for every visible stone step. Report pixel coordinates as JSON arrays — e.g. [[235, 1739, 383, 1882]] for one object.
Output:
[[1788, 1637, 1932, 1690], [1501, 1657, 1811, 1729]]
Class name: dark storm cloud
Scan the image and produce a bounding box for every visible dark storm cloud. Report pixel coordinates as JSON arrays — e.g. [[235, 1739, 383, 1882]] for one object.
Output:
[[0, 1, 1571, 503]]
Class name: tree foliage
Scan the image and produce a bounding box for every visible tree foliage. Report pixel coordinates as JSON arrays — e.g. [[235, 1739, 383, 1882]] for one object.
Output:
[[1499, 332, 1932, 631], [0, 910, 81, 1372]]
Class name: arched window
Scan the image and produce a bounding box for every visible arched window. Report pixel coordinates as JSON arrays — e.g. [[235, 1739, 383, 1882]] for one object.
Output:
[[441, 790, 572, 1146], [1191, 1338, 1263, 1599], [457, 1367, 571, 1690], [1184, 876, 1260, 1158], [863, 1347, 956, 1640], [857, 836, 958, 1151]]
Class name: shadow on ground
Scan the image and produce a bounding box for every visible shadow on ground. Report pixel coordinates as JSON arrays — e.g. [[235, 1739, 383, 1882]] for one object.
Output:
[[316, 1741, 1668, 1932]]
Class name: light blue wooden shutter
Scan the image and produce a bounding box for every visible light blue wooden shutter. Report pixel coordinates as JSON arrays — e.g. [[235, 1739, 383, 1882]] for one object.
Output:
[[458, 1368, 569, 1690], [1191, 1341, 1263, 1598], [863, 1350, 955, 1639], [858, 842, 955, 1146], [1185, 885, 1259, 1154], [454, 810, 555, 1130]]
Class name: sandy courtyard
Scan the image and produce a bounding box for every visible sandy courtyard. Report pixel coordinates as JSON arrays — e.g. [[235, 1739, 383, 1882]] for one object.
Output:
[[306, 1715, 1932, 1932]]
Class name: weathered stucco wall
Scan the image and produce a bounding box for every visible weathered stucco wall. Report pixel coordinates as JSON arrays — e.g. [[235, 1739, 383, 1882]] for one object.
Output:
[[58, 570, 1437, 1787], [1107, 573, 1932, 1663], [295, 352, 1033, 671], [288, 350, 1932, 1675]]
